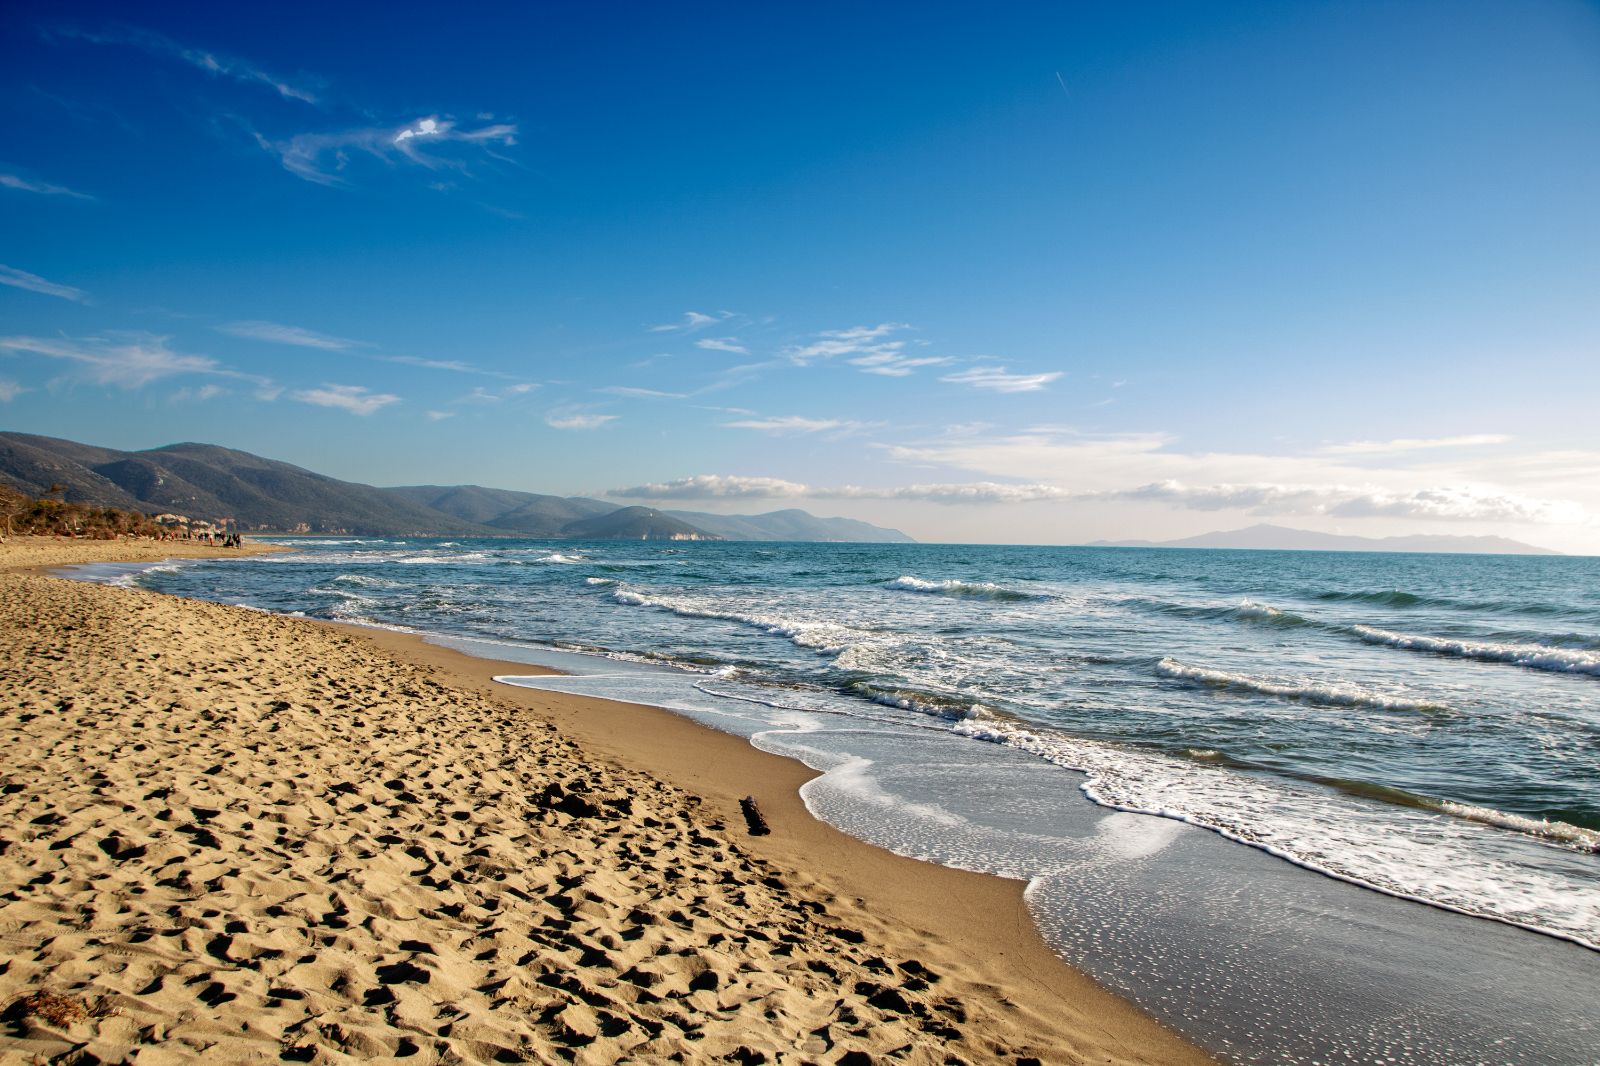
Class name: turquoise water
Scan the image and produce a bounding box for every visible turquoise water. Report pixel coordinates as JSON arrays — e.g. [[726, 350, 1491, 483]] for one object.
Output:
[[108, 538, 1600, 1064]]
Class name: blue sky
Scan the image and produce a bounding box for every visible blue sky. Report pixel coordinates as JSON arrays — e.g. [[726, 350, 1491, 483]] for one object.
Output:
[[3, 1, 1598, 550]]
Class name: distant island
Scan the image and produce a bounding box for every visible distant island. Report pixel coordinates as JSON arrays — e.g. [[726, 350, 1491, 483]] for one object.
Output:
[[1091, 522, 1559, 556], [0, 432, 913, 543]]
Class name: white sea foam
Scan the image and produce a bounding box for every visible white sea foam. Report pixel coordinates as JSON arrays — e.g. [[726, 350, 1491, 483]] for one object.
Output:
[[1438, 800, 1600, 852], [1154, 657, 1450, 713], [610, 586, 871, 655], [332, 572, 402, 588], [539, 552, 585, 564], [395, 551, 493, 564], [952, 716, 1600, 949], [884, 575, 1047, 603], [1353, 626, 1600, 676]]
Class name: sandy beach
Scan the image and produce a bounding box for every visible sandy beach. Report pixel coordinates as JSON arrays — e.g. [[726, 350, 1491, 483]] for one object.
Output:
[[0, 538, 1210, 1064]]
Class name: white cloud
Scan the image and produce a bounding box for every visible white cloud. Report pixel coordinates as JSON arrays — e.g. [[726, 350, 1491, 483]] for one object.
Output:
[[0, 333, 230, 388], [600, 385, 687, 399], [0, 172, 94, 200], [941, 366, 1063, 393], [876, 482, 1072, 504], [610, 475, 812, 500], [425, 410, 455, 421], [219, 320, 363, 350], [649, 311, 719, 332], [261, 116, 517, 186], [696, 337, 748, 354], [851, 353, 954, 377], [379, 354, 479, 373], [1319, 434, 1513, 456], [724, 415, 862, 435], [292, 383, 399, 415], [546, 411, 618, 430], [0, 264, 88, 302], [0, 378, 26, 402], [609, 470, 1584, 521], [55, 25, 320, 104], [506, 382, 540, 394], [1327, 487, 1582, 524], [786, 323, 910, 365]]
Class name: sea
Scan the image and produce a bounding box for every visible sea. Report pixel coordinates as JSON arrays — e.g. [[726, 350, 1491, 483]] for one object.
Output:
[[77, 538, 1600, 1065]]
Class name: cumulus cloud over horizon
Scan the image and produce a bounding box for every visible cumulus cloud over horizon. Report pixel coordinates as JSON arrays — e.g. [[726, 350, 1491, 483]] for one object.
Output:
[[607, 474, 1072, 504], [1090, 480, 1586, 524], [607, 473, 1587, 525]]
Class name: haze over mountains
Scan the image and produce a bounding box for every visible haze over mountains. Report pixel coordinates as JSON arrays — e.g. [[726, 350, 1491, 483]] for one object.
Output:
[[0, 432, 912, 542], [1094, 523, 1559, 555]]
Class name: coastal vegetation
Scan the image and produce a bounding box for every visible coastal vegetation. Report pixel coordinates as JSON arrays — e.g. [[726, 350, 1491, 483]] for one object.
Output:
[[0, 483, 166, 540]]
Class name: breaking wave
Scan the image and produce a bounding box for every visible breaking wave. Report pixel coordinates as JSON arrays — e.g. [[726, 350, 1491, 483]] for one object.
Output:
[[883, 575, 1048, 603], [1154, 658, 1450, 713], [1353, 626, 1600, 676]]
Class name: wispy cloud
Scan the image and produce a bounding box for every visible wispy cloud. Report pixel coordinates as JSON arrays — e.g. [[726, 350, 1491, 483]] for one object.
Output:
[[52, 24, 321, 104], [0, 264, 88, 303], [851, 353, 953, 377], [600, 385, 688, 400], [0, 333, 234, 388], [1318, 434, 1513, 456], [0, 378, 27, 402], [941, 366, 1063, 393], [786, 323, 911, 365], [170, 383, 228, 403], [260, 115, 517, 186], [378, 354, 480, 374], [649, 311, 719, 332], [0, 172, 94, 200], [455, 382, 539, 405], [292, 383, 399, 415], [546, 410, 618, 430], [782, 323, 954, 378], [724, 415, 864, 435], [699, 360, 783, 392], [425, 410, 455, 421], [696, 337, 748, 354], [219, 319, 364, 350]]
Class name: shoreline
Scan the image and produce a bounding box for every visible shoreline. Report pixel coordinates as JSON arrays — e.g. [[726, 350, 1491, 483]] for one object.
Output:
[[340, 624, 1208, 1057], [2, 537, 1212, 1064]]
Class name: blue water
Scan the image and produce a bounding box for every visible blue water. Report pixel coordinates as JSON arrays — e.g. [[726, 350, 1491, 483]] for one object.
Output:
[[100, 538, 1600, 1064]]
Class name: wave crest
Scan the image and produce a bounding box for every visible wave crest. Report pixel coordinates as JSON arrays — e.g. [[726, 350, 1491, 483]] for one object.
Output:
[[1155, 658, 1449, 713], [884, 575, 1047, 603], [1353, 626, 1600, 676]]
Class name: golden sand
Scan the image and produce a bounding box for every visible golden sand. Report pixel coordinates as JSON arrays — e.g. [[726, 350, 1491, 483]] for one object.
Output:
[[0, 538, 1210, 1064]]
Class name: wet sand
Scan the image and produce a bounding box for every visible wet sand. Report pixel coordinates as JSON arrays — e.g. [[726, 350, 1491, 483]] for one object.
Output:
[[0, 538, 1211, 1064]]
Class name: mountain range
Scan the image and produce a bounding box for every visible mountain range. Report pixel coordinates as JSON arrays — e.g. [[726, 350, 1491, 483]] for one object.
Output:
[[0, 432, 913, 543], [1092, 522, 1558, 555]]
